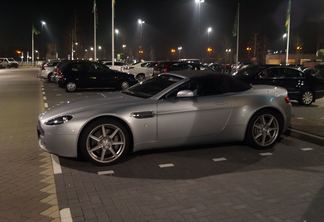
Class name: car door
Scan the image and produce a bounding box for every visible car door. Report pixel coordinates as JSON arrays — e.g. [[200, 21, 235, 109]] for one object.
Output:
[[96, 64, 120, 88], [281, 68, 305, 98], [156, 76, 233, 146], [77, 62, 100, 88]]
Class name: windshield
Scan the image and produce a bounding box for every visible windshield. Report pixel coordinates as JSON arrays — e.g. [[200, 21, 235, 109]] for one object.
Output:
[[123, 75, 183, 98]]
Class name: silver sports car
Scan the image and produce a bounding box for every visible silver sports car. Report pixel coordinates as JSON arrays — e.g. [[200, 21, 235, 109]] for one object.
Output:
[[37, 71, 291, 165]]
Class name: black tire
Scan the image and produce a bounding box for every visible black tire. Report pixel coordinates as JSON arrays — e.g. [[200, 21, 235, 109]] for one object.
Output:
[[47, 73, 53, 82], [299, 91, 314, 106], [65, 82, 77, 92], [136, 73, 145, 81], [79, 118, 131, 165], [245, 110, 282, 150], [120, 81, 130, 90]]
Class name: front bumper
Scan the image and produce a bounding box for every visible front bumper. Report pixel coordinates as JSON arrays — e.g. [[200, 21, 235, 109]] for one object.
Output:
[[37, 122, 78, 158]]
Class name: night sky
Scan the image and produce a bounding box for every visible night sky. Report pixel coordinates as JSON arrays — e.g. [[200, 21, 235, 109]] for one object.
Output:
[[0, 0, 323, 60]]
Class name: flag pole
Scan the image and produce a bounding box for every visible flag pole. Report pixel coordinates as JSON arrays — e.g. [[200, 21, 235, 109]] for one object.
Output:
[[236, 1, 240, 66], [285, 0, 291, 65], [112, 0, 115, 66], [32, 25, 35, 66], [93, 0, 97, 61]]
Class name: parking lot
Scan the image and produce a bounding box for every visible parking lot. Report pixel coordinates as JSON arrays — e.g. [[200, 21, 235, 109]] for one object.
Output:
[[1, 68, 324, 222], [38, 70, 324, 222]]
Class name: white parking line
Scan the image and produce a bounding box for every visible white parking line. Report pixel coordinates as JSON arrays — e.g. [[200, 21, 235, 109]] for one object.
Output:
[[97, 170, 115, 176], [44, 103, 49, 108], [43, 96, 47, 101], [60, 208, 73, 222], [259, 152, 273, 156], [158, 163, 175, 168], [50, 154, 62, 174], [300, 148, 314, 152], [212, 157, 227, 162]]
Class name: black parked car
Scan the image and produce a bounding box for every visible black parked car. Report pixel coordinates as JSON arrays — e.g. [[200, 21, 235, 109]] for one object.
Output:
[[233, 66, 324, 105], [56, 60, 137, 92]]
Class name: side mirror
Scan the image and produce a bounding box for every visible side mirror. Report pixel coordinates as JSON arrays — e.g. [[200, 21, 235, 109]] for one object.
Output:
[[177, 90, 195, 98]]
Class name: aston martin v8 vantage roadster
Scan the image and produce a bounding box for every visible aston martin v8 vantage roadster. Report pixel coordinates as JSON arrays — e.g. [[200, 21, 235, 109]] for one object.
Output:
[[37, 71, 291, 165]]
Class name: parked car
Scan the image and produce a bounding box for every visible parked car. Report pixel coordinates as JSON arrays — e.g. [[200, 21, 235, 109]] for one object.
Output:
[[233, 66, 324, 105], [0, 58, 19, 68], [56, 60, 137, 92], [40, 60, 60, 81], [100, 60, 127, 72], [153, 61, 212, 75], [37, 71, 291, 165], [126, 61, 157, 81]]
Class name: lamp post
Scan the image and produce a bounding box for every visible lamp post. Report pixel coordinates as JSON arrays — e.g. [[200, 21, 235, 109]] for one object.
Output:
[[195, 0, 205, 59], [178, 46, 183, 60], [138, 19, 145, 51], [207, 27, 212, 45], [32, 20, 45, 66]]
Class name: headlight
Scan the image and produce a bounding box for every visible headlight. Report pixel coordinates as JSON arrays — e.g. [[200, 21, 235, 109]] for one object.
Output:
[[45, 115, 73, 125]]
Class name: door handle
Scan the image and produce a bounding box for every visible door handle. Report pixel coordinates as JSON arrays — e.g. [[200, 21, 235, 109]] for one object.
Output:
[[131, 111, 155, 119], [90, 77, 97, 80]]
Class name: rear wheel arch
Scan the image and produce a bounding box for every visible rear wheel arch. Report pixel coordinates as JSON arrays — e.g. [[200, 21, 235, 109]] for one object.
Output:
[[244, 107, 284, 148], [77, 115, 134, 158]]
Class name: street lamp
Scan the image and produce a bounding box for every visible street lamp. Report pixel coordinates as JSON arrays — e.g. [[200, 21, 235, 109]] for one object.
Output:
[[178, 46, 183, 59], [98, 46, 102, 50], [195, 0, 205, 59], [115, 29, 120, 35], [41, 21, 46, 27], [137, 19, 145, 58], [207, 27, 213, 44], [282, 33, 287, 39], [90, 47, 94, 51]]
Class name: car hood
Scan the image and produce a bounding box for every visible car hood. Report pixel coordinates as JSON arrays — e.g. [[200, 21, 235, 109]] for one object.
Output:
[[40, 92, 146, 120]]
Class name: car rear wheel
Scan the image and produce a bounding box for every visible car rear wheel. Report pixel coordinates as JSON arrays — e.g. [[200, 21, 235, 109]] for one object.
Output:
[[246, 110, 281, 149], [79, 118, 130, 165], [120, 81, 130, 90], [136, 73, 145, 81], [47, 73, 53, 82], [299, 91, 314, 106], [66, 82, 77, 92]]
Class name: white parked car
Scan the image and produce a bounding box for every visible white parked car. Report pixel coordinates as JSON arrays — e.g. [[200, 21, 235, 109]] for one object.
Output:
[[0, 58, 19, 68], [127, 61, 157, 81], [101, 61, 127, 72], [40, 60, 60, 81]]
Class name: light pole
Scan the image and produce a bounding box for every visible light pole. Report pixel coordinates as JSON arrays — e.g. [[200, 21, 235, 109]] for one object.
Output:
[[93, 0, 97, 61], [138, 19, 145, 51], [32, 21, 45, 66], [195, 0, 205, 59], [112, 0, 116, 66], [207, 27, 212, 45], [72, 42, 78, 60], [178, 46, 183, 60]]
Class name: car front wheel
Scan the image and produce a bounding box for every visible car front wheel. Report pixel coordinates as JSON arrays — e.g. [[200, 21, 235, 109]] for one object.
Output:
[[79, 118, 130, 165], [66, 82, 77, 92], [299, 91, 314, 105], [246, 110, 281, 149]]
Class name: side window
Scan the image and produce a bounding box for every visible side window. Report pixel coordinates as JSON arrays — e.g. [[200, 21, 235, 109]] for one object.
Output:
[[140, 63, 148, 67], [71, 62, 85, 72], [283, 68, 304, 79], [258, 68, 283, 79], [196, 76, 222, 96]]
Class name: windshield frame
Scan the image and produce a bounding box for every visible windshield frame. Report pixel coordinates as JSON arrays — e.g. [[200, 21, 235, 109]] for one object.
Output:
[[123, 74, 185, 100]]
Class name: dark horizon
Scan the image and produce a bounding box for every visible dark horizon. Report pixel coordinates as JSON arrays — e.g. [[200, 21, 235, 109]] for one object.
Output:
[[0, 0, 323, 61]]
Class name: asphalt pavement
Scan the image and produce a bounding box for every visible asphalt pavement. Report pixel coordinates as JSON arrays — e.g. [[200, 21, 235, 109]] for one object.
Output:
[[1, 68, 324, 222]]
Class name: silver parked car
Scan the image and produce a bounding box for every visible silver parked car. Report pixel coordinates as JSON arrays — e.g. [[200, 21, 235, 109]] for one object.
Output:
[[37, 72, 291, 165]]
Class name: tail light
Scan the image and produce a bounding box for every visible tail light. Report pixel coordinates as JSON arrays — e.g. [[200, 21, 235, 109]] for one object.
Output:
[[285, 96, 291, 104]]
